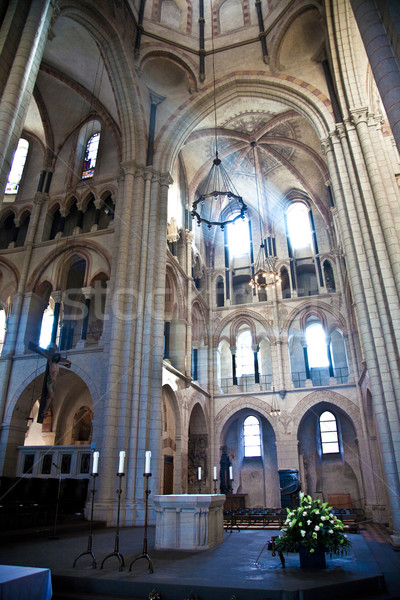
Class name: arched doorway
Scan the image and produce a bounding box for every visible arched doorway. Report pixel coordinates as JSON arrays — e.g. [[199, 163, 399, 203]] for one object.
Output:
[[188, 403, 208, 493]]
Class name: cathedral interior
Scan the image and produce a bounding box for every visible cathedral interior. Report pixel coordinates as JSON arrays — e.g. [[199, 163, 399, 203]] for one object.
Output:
[[0, 0, 400, 549]]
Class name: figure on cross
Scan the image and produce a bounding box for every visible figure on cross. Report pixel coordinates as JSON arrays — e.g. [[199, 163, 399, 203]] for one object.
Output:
[[28, 342, 71, 423]]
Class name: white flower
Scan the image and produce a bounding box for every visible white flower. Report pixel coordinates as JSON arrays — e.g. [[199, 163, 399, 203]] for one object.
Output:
[[315, 510, 320, 515], [329, 530, 334, 534], [303, 511, 308, 516], [314, 525, 320, 531], [307, 520, 312, 525], [301, 530, 306, 537], [321, 516, 326, 521]]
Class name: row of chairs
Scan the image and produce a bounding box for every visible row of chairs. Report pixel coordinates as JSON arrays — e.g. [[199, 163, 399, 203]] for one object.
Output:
[[223, 506, 364, 533]]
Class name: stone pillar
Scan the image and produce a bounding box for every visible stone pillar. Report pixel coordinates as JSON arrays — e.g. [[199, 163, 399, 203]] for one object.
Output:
[[252, 344, 260, 384], [350, 0, 400, 154], [302, 340, 310, 380], [230, 347, 237, 386], [50, 291, 62, 344], [0, 0, 55, 208], [321, 133, 400, 545], [78, 287, 93, 344], [185, 231, 194, 378]]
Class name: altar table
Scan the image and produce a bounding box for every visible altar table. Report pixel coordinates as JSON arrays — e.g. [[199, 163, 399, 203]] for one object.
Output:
[[0, 565, 52, 600], [153, 494, 225, 551]]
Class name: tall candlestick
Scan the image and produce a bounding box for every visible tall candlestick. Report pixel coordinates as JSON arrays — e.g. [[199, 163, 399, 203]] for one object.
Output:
[[145, 450, 151, 474], [118, 450, 125, 474], [198, 466, 202, 480], [229, 466, 233, 480], [92, 451, 99, 475], [213, 466, 217, 480]]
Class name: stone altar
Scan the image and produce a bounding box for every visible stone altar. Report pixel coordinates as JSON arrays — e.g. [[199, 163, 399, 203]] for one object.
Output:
[[153, 494, 226, 551]]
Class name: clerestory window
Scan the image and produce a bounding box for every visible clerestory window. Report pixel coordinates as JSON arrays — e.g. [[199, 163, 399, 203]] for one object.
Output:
[[82, 132, 100, 179], [306, 320, 329, 368], [286, 202, 312, 250], [5, 139, 29, 194]]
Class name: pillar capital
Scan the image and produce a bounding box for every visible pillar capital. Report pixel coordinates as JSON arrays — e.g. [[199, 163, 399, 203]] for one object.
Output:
[[52, 291, 63, 303]]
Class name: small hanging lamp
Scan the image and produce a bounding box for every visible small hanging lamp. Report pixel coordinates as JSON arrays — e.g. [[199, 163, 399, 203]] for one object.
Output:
[[249, 141, 281, 289]]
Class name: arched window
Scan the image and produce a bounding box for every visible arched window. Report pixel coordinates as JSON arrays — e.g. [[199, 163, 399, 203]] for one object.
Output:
[[82, 132, 100, 179], [5, 138, 29, 194], [306, 319, 329, 368], [243, 415, 261, 457], [228, 217, 250, 257], [236, 328, 253, 377], [319, 411, 339, 454], [39, 303, 55, 348], [286, 202, 312, 250]]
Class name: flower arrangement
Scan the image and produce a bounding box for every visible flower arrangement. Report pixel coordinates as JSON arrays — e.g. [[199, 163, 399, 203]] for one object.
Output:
[[274, 493, 352, 557]]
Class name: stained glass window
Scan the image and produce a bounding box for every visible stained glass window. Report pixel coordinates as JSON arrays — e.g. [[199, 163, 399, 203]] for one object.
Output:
[[82, 132, 100, 179], [5, 139, 29, 194]]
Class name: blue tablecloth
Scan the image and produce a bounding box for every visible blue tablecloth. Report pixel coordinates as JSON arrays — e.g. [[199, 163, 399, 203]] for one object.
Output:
[[0, 565, 52, 600]]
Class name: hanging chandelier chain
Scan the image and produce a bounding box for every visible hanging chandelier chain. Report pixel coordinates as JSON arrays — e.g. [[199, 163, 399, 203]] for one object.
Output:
[[251, 141, 263, 244], [190, 1, 248, 230], [211, 6, 218, 157], [249, 143, 281, 289]]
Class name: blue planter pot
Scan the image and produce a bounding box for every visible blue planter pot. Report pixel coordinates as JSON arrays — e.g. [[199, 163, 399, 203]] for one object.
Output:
[[299, 545, 326, 568]]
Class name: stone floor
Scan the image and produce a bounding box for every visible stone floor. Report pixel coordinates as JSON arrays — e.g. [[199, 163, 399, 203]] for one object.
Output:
[[0, 521, 399, 600]]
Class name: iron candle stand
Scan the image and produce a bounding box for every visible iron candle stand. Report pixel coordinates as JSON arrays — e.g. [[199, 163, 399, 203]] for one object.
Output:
[[73, 473, 98, 568], [213, 478, 218, 494], [129, 473, 154, 573], [100, 473, 125, 571]]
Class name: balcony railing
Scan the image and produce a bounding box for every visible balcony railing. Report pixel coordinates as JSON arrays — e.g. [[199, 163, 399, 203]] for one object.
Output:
[[291, 367, 349, 388], [218, 374, 272, 393], [218, 368, 349, 394]]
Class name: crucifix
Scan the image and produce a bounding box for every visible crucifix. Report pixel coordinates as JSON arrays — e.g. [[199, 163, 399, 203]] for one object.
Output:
[[28, 342, 71, 423]]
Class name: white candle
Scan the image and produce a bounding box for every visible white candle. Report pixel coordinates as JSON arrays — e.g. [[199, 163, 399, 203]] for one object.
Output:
[[198, 466, 202, 480], [229, 466, 233, 480], [92, 451, 99, 475], [145, 450, 151, 474], [213, 466, 217, 480], [118, 450, 125, 474]]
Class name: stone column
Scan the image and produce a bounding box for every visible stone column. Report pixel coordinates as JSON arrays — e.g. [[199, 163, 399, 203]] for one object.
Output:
[[321, 133, 400, 545], [252, 344, 260, 384], [185, 231, 194, 378], [350, 0, 400, 154], [0, 0, 55, 208], [78, 287, 93, 345], [230, 347, 237, 386]]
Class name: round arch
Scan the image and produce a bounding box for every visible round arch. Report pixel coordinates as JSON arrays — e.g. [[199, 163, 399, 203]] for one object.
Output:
[[53, 2, 146, 164]]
